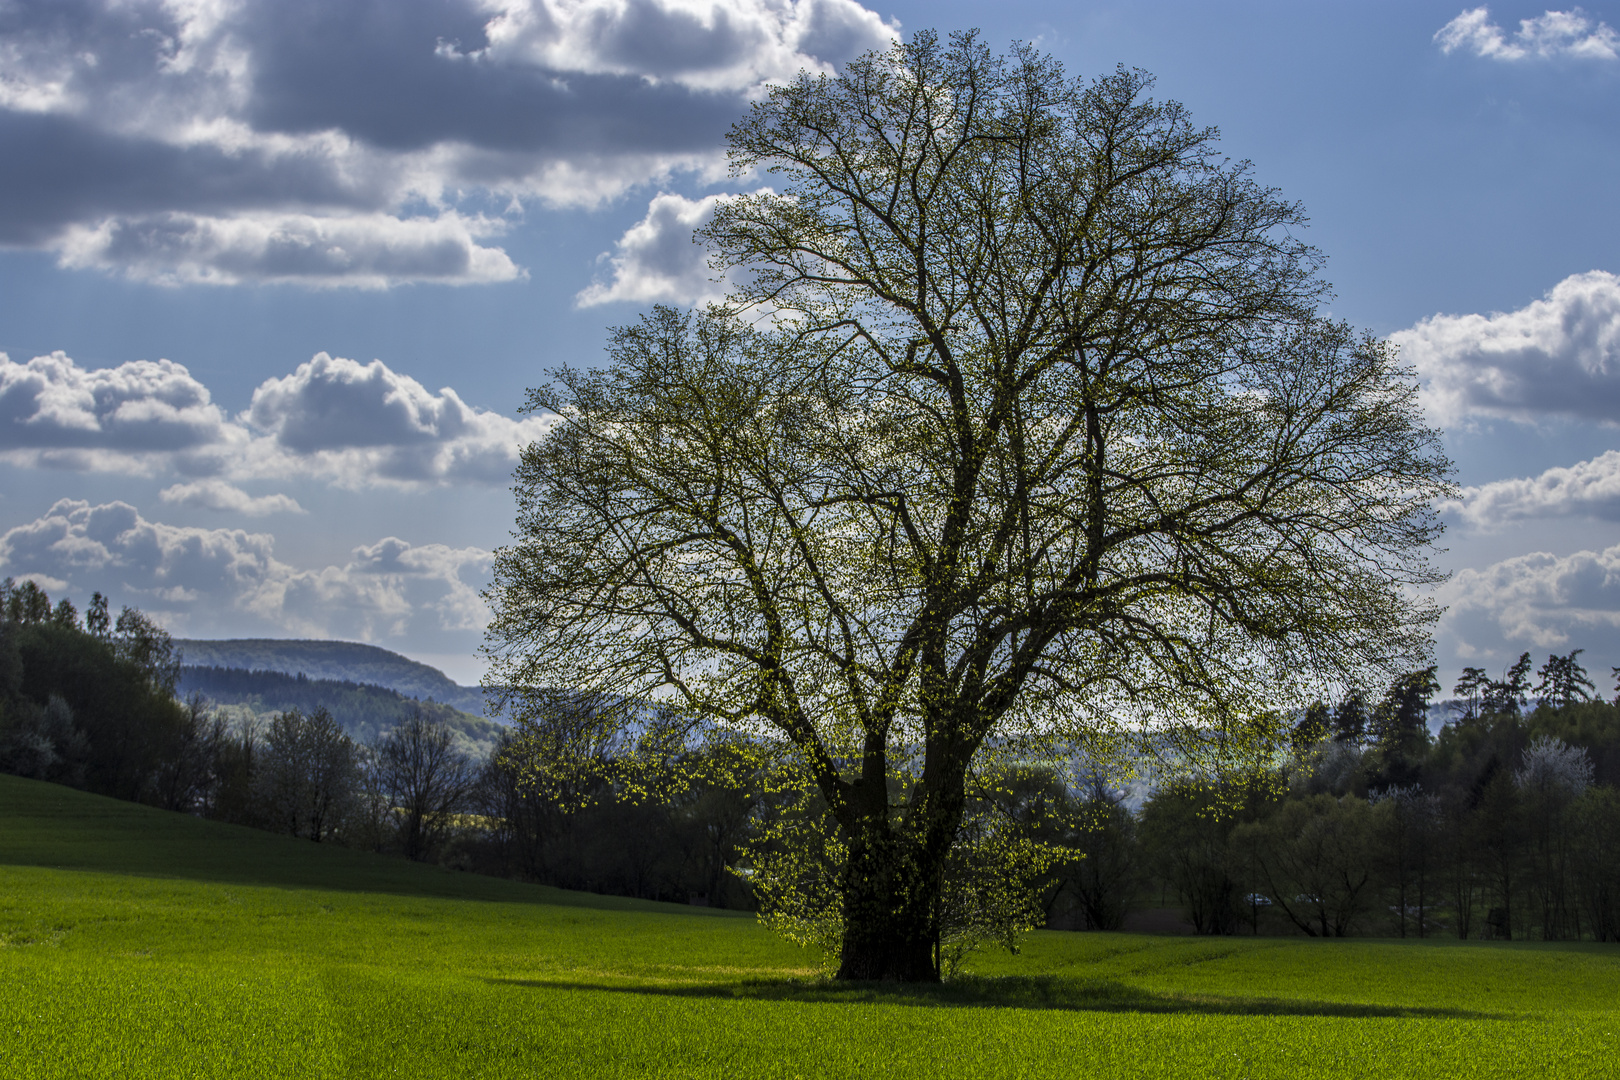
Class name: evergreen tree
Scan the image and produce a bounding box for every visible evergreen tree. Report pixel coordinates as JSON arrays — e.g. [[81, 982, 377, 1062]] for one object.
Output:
[[1369, 668, 1439, 786], [5, 580, 51, 624], [1535, 650, 1596, 709], [1331, 694, 1368, 744], [85, 593, 111, 639], [50, 598, 79, 630], [1454, 666, 1489, 722], [1482, 653, 1533, 716], [1373, 669, 1439, 756]]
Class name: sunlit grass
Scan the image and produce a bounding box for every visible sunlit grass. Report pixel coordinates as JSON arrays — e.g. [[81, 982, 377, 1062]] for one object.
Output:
[[2, 774, 1616, 1078]]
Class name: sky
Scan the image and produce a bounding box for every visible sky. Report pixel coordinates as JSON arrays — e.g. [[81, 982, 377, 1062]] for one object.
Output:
[[0, 1, 1616, 695]]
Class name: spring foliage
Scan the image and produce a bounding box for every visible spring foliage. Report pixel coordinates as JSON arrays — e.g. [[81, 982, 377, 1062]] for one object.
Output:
[[486, 32, 1452, 980]]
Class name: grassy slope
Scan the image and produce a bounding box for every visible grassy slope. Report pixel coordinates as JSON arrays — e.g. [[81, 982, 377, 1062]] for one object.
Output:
[[1, 776, 1617, 1079]]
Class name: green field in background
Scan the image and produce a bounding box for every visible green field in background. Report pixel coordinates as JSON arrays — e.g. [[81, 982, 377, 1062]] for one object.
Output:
[[1, 773, 1616, 1078]]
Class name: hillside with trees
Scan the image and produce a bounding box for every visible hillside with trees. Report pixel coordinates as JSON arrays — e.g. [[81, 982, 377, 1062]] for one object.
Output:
[[5, 576, 1619, 943], [174, 639, 487, 716], [176, 666, 501, 760], [0, 579, 501, 866], [0, 580, 191, 804]]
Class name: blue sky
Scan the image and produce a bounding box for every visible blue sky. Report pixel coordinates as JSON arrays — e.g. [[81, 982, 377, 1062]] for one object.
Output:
[[1, 0, 1616, 693]]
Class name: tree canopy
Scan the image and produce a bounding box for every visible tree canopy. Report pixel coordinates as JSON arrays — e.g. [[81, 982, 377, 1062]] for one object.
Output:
[[486, 31, 1453, 981]]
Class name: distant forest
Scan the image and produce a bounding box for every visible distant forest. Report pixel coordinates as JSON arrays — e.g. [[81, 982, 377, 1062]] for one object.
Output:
[[0, 579, 511, 869], [6, 576, 1619, 941], [174, 638, 487, 716], [177, 666, 501, 760]]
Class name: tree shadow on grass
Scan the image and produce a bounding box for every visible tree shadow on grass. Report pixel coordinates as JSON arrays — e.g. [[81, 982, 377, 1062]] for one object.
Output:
[[487, 974, 1507, 1019]]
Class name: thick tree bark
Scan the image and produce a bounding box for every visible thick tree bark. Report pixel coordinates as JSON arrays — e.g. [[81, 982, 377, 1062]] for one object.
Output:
[[835, 824, 942, 982]]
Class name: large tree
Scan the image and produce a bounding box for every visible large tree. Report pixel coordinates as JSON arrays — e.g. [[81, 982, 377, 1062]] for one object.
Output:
[[486, 32, 1451, 981]]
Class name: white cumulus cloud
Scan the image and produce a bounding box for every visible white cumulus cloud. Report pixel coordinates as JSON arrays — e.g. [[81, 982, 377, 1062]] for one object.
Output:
[[57, 211, 524, 289], [473, 0, 897, 92], [258, 537, 492, 641], [1435, 7, 1620, 60], [1439, 543, 1620, 666], [0, 350, 236, 471], [0, 0, 895, 287], [1448, 450, 1620, 529], [1393, 270, 1620, 426], [0, 499, 491, 644], [0, 348, 554, 486], [242, 352, 557, 485], [159, 479, 305, 516], [0, 498, 278, 609], [576, 190, 752, 307]]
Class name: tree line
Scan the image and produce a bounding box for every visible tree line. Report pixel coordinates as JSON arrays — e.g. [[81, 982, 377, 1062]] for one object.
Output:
[[470, 655, 1620, 943], [455, 655, 1620, 946], [1041, 655, 1620, 941], [0, 579, 756, 898], [8, 576, 1618, 939], [474, 661, 1620, 944], [177, 665, 500, 760], [0, 580, 478, 862]]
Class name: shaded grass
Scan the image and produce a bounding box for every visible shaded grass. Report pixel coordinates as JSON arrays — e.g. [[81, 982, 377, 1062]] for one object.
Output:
[[0, 771, 698, 910], [494, 973, 1507, 1019], [2, 774, 1618, 1078]]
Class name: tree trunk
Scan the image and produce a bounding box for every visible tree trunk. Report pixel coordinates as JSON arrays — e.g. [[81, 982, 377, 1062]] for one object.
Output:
[[835, 826, 941, 982]]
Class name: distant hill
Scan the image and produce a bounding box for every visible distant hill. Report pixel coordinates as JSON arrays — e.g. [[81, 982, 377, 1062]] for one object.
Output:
[[176, 665, 503, 761], [1429, 698, 1467, 733], [173, 639, 487, 716]]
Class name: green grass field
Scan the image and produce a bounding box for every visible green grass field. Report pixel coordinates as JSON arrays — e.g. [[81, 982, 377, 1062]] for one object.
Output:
[[2, 775, 1616, 1079]]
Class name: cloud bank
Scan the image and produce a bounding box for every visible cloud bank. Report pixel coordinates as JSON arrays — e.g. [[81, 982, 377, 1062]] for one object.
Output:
[[0, 350, 237, 472], [471, 0, 895, 91], [0, 349, 554, 486], [0, 0, 896, 287], [1435, 7, 1620, 60], [57, 211, 523, 289], [1449, 450, 1620, 529], [0, 498, 490, 644], [1440, 543, 1620, 664], [243, 351, 557, 484], [1394, 270, 1620, 426]]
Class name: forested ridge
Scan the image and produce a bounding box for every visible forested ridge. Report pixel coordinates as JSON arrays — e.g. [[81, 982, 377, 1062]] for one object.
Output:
[[0, 579, 510, 866], [177, 666, 501, 760], [174, 638, 486, 715]]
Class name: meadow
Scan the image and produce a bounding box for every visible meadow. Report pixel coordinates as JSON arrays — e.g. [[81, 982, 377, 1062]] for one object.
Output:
[[1, 774, 1616, 1079]]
